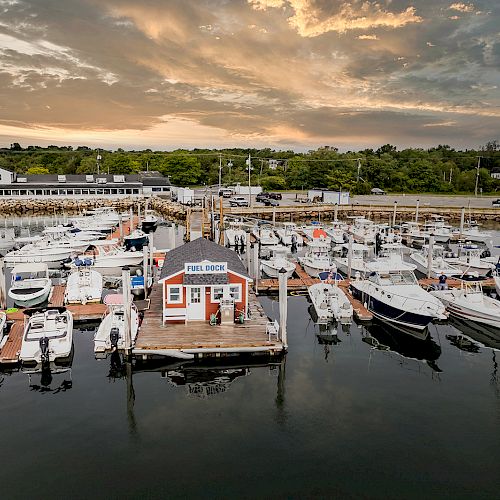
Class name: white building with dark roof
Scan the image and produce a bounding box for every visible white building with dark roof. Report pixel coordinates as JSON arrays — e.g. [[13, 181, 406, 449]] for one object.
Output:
[[0, 168, 170, 197]]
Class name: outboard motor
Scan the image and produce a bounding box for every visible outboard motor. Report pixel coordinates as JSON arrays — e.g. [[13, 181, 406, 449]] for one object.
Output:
[[110, 327, 120, 350], [481, 249, 491, 259], [39, 336, 50, 363]]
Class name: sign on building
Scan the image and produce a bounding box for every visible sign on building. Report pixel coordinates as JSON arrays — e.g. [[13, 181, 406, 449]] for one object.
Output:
[[184, 261, 227, 274]]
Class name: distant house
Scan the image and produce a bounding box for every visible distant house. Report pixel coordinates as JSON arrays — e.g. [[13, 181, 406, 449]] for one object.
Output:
[[491, 168, 500, 180], [371, 187, 386, 195], [0, 168, 170, 197]]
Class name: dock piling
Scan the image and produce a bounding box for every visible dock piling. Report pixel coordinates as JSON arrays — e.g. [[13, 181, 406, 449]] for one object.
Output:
[[415, 199, 420, 223], [278, 268, 288, 349], [122, 266, 132, 354], [460, 207, 465, 237], [253, 243, 259, 294], [427, 234, 434, 279], [347, 233, 353, 280], [392, 201, 398, 227]]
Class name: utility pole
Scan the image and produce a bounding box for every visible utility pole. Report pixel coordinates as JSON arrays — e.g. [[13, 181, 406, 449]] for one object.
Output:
[[218, 154, 222, 193], [96, 149, 101, 175], [357, 158, 361, 183], [474, 156, 481, 197], [246, 154, 252, 207]]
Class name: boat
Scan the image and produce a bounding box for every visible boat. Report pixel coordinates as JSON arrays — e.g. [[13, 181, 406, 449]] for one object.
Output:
[[409, 244, 463, 278], [302, 223, 331, 245], [225, 221, 247, 247], [124, 229, 149, 250], [299, 240, 335, 278], [4, 242, 74, 265], [421, 215, 454, 243], [260, 247, 295, 278], [308, 282, 353, 325], [325, 221, 347, 245], [94, 294, 140, 353], [430, 280, 500, 328], [8, 263, 52, 307], [444, 244, 495, 277], [64, 268, 103, 305], [254, 225, 279, 245], [350, 270, 447, 331], [333, 242, 371, 276], [347, 217, 377, 245], [275, 222, 302, 246], [141, 210, 159, 233], [73, 245, 143, 269], [19, 307, 73, 364]]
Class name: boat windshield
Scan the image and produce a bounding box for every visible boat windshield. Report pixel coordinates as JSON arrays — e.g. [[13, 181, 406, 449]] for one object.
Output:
[[369, 271, 417, 286]]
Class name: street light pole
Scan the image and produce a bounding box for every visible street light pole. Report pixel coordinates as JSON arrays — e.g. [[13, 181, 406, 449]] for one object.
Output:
[[218, 154, 222, 193], [247, 154, 252, 207], [474, 156, 481, 197]]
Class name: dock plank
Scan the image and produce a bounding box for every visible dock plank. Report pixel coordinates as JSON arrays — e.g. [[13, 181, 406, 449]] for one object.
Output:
[[0, 321, 24, 364]]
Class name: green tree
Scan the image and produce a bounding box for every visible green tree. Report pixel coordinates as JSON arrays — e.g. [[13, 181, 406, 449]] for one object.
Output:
[[260, 175, 286, 191], [158, 155, 203, 185], [26, 166, 50, 175]]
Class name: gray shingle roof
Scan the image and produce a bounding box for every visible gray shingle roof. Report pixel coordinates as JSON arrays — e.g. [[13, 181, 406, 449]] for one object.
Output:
[[160, 238, 250, 281], [183, 273, 228, 285]]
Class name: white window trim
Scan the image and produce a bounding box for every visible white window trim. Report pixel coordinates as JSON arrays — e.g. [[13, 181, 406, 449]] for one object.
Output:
[[229, 284, 242, 302], [167, 284, 183, 304], [211, 284, 242, 303], [211, 286, 225, 303]]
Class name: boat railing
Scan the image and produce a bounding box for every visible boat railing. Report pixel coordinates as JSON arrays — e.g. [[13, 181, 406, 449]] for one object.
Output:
[[379, 288, 442, 314]]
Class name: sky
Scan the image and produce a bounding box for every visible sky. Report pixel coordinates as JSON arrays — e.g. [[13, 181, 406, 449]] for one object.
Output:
[[0, 0, 499, 151]]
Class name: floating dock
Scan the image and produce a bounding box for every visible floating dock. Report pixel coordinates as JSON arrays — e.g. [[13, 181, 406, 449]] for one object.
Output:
[[134, 284, 284, 360]]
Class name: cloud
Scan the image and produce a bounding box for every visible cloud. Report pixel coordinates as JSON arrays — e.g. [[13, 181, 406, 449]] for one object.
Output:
[[448, 3, 475, 12], [358, 34, 379, 40]]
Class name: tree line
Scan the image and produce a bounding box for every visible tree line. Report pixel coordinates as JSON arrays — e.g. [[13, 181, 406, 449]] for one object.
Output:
[[2, 141, 500, 194]]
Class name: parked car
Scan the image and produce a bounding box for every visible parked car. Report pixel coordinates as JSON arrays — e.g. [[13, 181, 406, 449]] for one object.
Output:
[[218, 188, 233, 198], [262, 198, 279, 207], [256, 192, 270, 203], [267, 192, 282, 200], [492, 199, 500, 207], [229, 196, 250, 207]]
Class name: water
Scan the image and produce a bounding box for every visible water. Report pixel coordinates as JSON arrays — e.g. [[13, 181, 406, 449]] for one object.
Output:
[[0, 218, 499, 498]]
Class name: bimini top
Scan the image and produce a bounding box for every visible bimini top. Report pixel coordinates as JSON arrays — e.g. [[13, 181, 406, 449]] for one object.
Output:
[[159, 237, 250, 281], [11, 263, 49, 275]]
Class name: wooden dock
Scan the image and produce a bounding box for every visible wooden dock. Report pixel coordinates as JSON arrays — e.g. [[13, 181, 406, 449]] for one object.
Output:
[[258, 263, 320, 293], [134, 285, 284, 359], [0, 321, 24, 364]]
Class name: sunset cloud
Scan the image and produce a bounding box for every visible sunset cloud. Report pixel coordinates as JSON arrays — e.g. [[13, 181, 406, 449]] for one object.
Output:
[[0, 0, 498, 150]]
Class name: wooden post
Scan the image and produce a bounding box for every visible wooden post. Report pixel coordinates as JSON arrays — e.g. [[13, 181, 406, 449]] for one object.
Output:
[[278, 267, 288, 349], [129, 206, 133, 233], [137, 202, 141, 226], [122, 266, 132, 354], [334, 203, 338, 222], [185, 207, 191, 242], [347, 233, 353, 280], [0, 257, 6, 310], [218, 196, 224, 245], [415, 199, 420, 223], [272, 207, 276, 227], [392, 201, 397, 227], [118, 213, 123, 244], [459, 207, 465, 237], [427, 234, 434, 279], [253, 243, 259, 294], [148, 230, 154, 279], [142, 245, 149, 298], [246, 233, 251, 272]]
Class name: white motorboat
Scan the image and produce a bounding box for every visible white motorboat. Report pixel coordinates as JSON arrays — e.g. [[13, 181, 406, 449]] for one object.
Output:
[[8, 263, 52, 307], [254, 225, 279, 245], [350, 270, 447, 331], [260, 248, 295, 279], [347, 217, 377, 245], [421, 215, 453, 243], [334, 243, 371, 276], [308, 282, 353, 325], [410, 245, 463, 278], [225, 222, 247, 247], [431, 280, 500, 328], [64, 268, 103, 305], [94, 294, 139, 353], [275, 222, 302, 246], [299, 240, 335, 278], [19, 307, 73, 364], [325, 221, 346, 245], [366, 243, 416, 274], [453, 222, 493, 244], [444, 244, 495, 277], [74, 245, 143, 268], [141, 210, 158, 233], [302, 223, 331, 245], [5, 242, 74, 265]]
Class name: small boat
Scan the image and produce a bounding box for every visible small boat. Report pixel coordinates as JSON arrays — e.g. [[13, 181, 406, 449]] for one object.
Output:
[[334, 242, 371, 276], [260, 247, 295, 278], [141, 210, 159, 233], [225, 221, 247, 247], [299, 240, 335, 278], [302, 223, 331, 245], [8, 263, 52, 307], [64, 268, 103, 305], [275, 222, 302, 246], [308, 282, 353, 325], [19, 307, 73, 364], [350, 270, 447, 331], [124, 229, 149, 250], [347, 217, 377, 245], [94, 294, 140, 353], [73, 245, 143, 269], [325, 221, 346, 245], [254, 225, 280, 245], [409, 244, 463, 278], [5, 243, 74, 265], [444, 244, 495, 277], [430, 280, 500, 328]]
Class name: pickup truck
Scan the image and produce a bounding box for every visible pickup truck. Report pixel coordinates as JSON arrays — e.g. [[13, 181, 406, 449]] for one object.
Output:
[[229, 196, 250, 207]]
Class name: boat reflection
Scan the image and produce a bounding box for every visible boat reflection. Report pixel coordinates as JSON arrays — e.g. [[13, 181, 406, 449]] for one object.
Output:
[[22, 361, 73, 393], [447, 316, 500, 351], [363, 320, 442, 372]]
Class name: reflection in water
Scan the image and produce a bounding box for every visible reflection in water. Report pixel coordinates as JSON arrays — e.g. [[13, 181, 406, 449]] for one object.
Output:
[[363, 321, 442, 372], [23, 362, 73, 393], [448, 316, 500, 351]]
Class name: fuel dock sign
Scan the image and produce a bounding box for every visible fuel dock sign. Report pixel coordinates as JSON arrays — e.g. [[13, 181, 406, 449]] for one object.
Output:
[[184, 261, 227, 274]]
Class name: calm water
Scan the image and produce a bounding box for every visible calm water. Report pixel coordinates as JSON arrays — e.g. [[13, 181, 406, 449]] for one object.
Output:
[[0, 218, 499, 498]]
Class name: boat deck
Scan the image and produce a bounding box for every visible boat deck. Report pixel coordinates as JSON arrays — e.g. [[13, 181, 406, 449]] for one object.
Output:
[[134, 285, 284, 358]]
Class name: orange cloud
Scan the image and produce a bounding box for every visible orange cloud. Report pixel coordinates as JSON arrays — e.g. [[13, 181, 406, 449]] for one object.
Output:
[[448, 3, 475, 12]]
